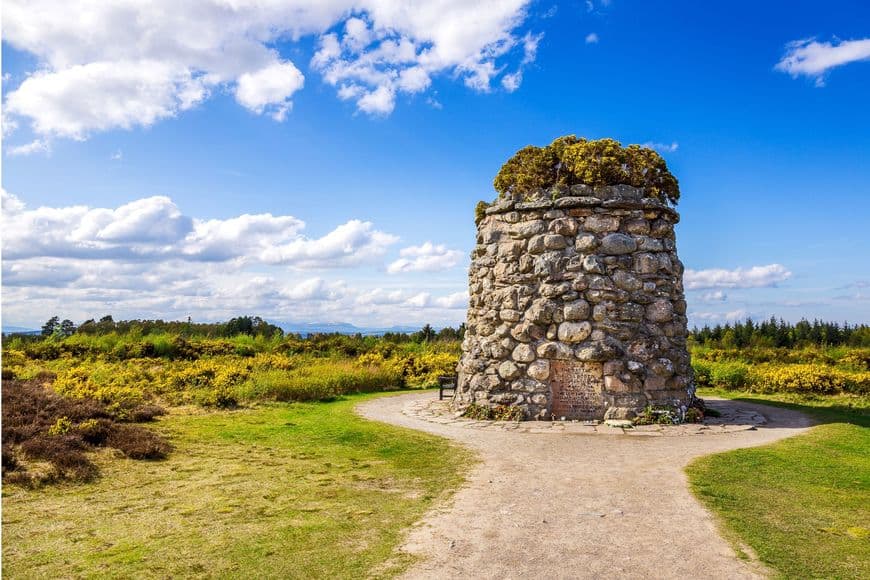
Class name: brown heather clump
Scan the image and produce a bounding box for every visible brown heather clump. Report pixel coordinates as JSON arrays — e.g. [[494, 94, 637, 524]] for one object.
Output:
[[492, 135, 680, 205], [105, 425, 171, 460], [2, 380, 170, 487]]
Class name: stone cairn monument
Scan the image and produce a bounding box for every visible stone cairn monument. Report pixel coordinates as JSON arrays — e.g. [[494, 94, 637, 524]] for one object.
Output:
[[455, 136, 694, 420]]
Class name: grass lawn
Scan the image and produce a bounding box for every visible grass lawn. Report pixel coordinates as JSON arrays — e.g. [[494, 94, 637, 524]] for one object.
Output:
[[2, 391, 473, 579], [687, 389, 870, 579]]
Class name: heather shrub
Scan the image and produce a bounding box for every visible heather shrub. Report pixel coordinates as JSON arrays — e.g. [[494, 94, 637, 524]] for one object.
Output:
[[76, 418, 112, 445], [18, 435, 97, 483], [105, 425, 171, 459], [2, 380, 169, 486], [127, 404, 166, 422]]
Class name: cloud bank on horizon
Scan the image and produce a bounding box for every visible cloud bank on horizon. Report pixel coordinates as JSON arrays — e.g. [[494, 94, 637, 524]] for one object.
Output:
[[1, 189, 471, 326], [2, 0, 539, 150]]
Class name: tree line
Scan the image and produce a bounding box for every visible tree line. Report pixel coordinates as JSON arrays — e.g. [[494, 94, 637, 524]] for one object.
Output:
[[33, 316, 465, 343], [39, 315, 284, 339], [691, 317, 870, 348]]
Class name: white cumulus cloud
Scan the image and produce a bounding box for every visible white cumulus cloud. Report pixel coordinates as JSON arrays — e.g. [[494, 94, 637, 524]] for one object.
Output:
[[689, 309, 748, 323], [4, 60, 208, 140], [260, 220, 399, 268], [697, 290, 728, 302], [1, 192, 396, 268], [433, 291, 469, 309], [5, 139, 51, 156], [684, 264, 792, 290], [3, 194, 193, 260], [281, 278, 348, 301], [387, 242, 465, 274], [2, 0, 539, 145], [1, 189, 26, 213], [234, 61, 305, 121], [182, 213, 306, 262], [776, 37, 870, 86]]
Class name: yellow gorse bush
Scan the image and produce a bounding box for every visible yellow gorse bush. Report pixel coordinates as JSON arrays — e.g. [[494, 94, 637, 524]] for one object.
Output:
[[1, 349, 28, 371], [693, 358, 870, 395], [748, 364, 870, 395], [357, 350, 457, 387], [14, 348, 422, 410], [54, 363, 148, 417]]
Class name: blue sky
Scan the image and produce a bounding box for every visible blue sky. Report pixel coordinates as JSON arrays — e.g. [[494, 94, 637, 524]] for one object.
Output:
[[2, 0, 869, 329]]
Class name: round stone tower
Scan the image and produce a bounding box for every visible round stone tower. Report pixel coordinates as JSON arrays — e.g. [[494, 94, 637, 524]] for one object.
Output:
[[455, 184, 694, 420]]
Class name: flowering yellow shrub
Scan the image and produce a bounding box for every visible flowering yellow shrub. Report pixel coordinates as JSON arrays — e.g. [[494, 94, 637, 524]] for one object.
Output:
[[53, 363, 148, 417], [32, 351, 410, 409], [357, 350, 458, 387], [749, 364, 870, 395], [1, 349, 28, 372], [153, 358, 252, 406], [250, 353, 296, 371], [0, 336, 451, 413], [47, 416, 74, 436], [694, 357, 870, 395], [839, 350, 870, 371]]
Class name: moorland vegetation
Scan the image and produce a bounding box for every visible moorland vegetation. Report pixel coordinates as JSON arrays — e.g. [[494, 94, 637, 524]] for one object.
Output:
[[689, 318, 869, 399], [3, 315, 867, 484], [2, 317, 462, 485], [491, 135, 681, 204], [2, 314, 868, 578], [3, 316, 868, 423]]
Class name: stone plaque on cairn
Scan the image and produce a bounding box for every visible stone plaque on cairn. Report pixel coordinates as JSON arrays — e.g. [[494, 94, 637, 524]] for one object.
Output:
[[548, 361, 604, 420]]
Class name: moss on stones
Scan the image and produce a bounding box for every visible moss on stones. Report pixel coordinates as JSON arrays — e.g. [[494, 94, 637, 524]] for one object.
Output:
[[492, 135, 680, 206]]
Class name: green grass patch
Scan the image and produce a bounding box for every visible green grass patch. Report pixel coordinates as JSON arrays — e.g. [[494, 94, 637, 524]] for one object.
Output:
[[687, 389, 870, 578], [2, 392, 473, 578]]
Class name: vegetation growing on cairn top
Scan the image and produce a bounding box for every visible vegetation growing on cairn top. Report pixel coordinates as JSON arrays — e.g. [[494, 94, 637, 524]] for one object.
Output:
[[492, 135, 680, 205]]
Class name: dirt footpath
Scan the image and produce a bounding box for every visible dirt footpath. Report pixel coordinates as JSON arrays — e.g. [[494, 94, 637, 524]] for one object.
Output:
[[357, 392, 813, 580]]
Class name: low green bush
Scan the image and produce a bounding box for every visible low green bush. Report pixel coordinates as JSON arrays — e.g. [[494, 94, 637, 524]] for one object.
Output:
[[709, 361, 751, 389]]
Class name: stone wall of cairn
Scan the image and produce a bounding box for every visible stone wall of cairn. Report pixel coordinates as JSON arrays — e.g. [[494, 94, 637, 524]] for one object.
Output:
[[455, 184, 694, 420]]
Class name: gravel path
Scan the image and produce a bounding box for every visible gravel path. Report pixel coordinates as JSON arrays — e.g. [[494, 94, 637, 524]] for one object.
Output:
[[357, 392, 813, 580]]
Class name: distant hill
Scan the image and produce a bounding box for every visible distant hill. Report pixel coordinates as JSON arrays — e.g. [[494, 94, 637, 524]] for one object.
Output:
[[2, 326, 40, 335], [277, 322, 422, 337]]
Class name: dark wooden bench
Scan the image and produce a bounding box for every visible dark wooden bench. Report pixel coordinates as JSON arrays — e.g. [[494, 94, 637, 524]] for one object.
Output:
[[437, 375, 457, 400]]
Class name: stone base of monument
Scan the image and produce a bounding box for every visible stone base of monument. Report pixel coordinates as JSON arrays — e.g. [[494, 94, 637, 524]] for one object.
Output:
[[403, 396, 765, 437]]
